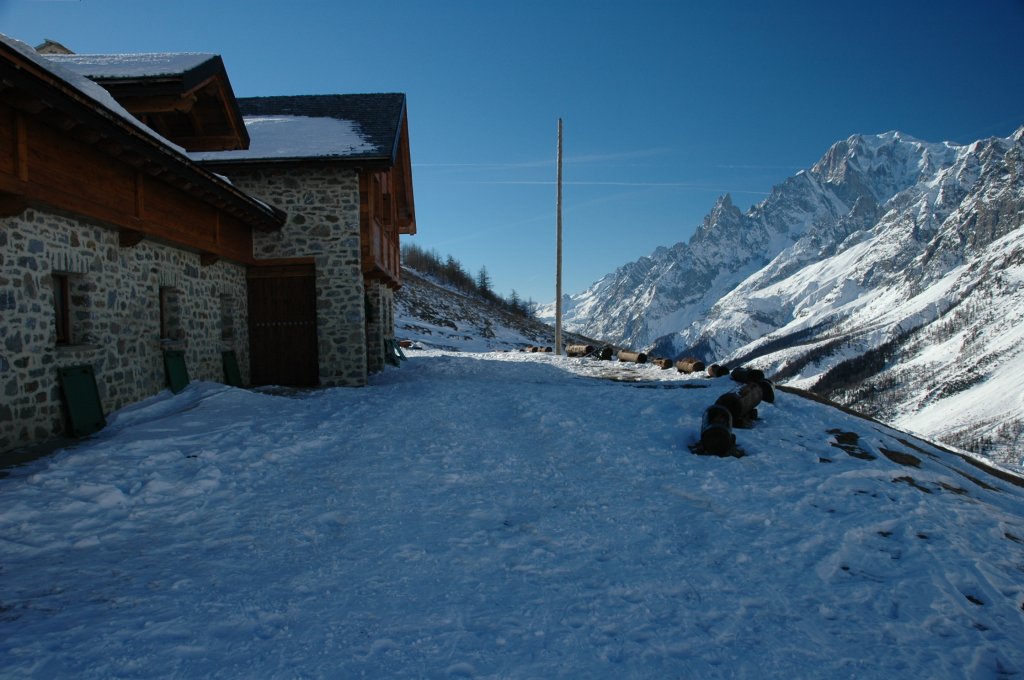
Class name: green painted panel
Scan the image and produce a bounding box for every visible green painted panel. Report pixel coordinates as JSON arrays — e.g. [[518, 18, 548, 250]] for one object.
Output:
[[163, 350, 189, 394], [57, 365, 106, 438], [222, 350, 243, 387], [384, 338, 405, 367]]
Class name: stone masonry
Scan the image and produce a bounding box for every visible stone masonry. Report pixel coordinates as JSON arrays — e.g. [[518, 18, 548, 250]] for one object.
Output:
[[221, 165, 371, 386], [1, 209, 250, 452], [364, 278, 396, 374]]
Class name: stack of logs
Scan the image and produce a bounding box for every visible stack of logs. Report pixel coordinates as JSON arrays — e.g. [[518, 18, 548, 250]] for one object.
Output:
[[524, 343, 776, 457], [561, 346, 734, 380], [676, 357, 730, 377], [697, 366, 776, 458], [565, 344, 614, 360]]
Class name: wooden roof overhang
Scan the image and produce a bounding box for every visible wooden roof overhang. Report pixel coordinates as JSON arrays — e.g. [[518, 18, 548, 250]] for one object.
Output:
[[46, 54, 250, 152], [392, 112, 416, 236], [0, 41, 286, 265]]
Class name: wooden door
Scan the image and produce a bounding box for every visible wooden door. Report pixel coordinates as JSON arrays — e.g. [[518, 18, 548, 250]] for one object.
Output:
[[247, 263, 319, 387]]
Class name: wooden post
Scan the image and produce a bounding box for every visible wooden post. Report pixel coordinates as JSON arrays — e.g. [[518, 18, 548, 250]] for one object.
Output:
[[555, 118, 563, 355]]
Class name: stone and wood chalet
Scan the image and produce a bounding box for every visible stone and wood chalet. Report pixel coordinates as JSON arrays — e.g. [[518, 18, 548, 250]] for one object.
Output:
[[0, 35, 416, 454]]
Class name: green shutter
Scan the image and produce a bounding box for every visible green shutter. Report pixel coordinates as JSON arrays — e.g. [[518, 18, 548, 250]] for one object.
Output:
[[163, 350, 190, 394], [222, 350, 243, 387], [57, 365, 106, 438]]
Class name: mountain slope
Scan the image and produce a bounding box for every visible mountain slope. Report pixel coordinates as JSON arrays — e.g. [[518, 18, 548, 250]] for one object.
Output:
[[546, 127, 1024, 465], [395, 267, 597, 352]]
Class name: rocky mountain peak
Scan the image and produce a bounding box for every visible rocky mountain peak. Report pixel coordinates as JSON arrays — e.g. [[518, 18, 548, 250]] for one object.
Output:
[[553, 125, 1024, 464]]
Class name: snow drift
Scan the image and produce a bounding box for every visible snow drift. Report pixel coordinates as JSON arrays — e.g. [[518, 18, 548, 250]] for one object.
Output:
[[2, 352, 1023, 677]]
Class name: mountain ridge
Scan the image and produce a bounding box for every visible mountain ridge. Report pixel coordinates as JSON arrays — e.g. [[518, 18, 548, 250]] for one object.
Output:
[[539, 126, 1024, 465]]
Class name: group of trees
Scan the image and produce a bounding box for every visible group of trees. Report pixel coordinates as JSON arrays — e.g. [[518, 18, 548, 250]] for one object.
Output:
[[401, 243, 536, 319]]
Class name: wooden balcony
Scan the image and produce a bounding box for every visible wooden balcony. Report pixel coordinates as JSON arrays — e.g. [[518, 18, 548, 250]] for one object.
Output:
[[359, 169, 403, 288], [361, 216, 401, 287]]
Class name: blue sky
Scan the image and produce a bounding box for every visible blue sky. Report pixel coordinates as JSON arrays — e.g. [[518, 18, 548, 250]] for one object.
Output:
[[3, 0, 1023, 304]]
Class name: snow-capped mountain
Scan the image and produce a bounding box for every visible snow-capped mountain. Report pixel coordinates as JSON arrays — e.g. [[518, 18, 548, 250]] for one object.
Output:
[[544, 127, 1024, 465]]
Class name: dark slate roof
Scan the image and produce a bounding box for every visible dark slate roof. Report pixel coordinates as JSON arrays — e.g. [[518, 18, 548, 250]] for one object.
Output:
[[234, 93, 406, 164], [45, 53, 224, 91]]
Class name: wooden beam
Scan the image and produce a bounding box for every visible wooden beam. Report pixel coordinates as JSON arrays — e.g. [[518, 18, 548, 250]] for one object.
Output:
[[134, 170, 145, 219], [98, 138, 125, 157], [200, 252, 220, 266], [7, 91, 47, 115], [120, 93, 197, 115], [15, 113, 28, 181], [249, 256, 316, 270], [169, 135, 249, 151], [0, 192, 27, 217], [120, 149, 148, 168], [71, 125, 102, 145], [119, 228, 145, 247]]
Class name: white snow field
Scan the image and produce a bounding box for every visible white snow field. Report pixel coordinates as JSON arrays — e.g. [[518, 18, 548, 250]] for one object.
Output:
[[2, 350, 1023, 679]]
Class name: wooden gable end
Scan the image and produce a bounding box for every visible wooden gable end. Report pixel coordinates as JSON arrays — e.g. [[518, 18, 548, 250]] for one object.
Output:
[[0, 46, 284, 263], [393, 114, 416, 236], [359, 168, 401, 287], [102, 70, 249, 152], [51, 53, 251, 153], [358, 108, 416, 288]]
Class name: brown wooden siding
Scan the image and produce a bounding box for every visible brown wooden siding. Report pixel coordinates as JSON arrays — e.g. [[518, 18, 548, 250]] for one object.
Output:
[[26, 115, 138, 216], [359, 169, 401, 288], [0, 106, 16, 178], [0, 101, 259, 264]]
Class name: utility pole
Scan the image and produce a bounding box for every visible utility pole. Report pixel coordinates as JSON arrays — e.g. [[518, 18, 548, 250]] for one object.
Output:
[[555, 118, 563, 355]]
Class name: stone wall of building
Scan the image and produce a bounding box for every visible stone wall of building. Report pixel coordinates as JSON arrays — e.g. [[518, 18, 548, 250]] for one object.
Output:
[[364, 279, 396, 374], [223, 165, 369, 386], [1, 209, 250, 453]]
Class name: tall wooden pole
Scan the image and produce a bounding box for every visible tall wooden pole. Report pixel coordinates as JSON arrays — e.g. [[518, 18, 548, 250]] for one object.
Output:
[[555, 118, 563, 354]]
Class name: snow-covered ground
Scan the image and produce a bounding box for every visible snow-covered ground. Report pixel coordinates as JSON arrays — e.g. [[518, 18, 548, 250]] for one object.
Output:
[[2, 350, 1024, 678]]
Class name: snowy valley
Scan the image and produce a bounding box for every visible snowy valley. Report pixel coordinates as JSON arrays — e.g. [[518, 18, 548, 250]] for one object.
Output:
[[2, 351, 1023, 677], [539, 127, 1024, 466], [4, 242, 1023, 678]]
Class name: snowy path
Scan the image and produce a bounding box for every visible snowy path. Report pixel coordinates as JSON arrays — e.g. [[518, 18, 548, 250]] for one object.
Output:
[[2, 351, 1023, 678]]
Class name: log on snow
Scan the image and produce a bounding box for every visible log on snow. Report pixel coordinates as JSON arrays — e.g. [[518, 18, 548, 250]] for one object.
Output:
[[730, 366, 765, 384], [706, 363, 729, 378], [675, 357, 706, 374], [618, 350, 647, 364], [566, 344, 595, 357], [700, 404, 736, 456]]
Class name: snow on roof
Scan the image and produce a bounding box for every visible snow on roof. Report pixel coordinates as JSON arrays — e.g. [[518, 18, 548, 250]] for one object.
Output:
[[0, 33, 187, 154], [190, 115, 379, 162], [43, 52, 217, 79]]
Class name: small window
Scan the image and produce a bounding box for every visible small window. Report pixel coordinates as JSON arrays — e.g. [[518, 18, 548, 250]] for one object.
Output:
[[53, 274, 71, 345], [159, 287, 184, 341]]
